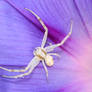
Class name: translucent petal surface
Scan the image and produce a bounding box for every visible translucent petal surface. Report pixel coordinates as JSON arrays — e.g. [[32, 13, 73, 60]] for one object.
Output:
[[0, 0, 92, 92]]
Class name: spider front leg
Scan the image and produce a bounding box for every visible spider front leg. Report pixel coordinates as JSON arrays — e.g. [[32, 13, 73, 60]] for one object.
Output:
[[0, 61, 35, 72], [45, 20, 73, 52], [25, 8, 48, 48], [48, 53, 60, 57], [2, 57, 40, 78], [0, 59, 35, 73], [0, 66, 27, 72], [2, 67, 35, 78], [42, 60, 48, 80]]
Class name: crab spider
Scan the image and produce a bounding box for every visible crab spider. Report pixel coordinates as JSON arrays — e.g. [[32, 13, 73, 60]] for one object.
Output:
[[0, 8, 73, 79]]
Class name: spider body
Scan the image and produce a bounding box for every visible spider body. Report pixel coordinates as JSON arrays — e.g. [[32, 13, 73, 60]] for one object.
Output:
[[0, 8, 73, 79], [34, 47, 54, 66], [45, 55, 54, 66], [33, 47, 46, 60]]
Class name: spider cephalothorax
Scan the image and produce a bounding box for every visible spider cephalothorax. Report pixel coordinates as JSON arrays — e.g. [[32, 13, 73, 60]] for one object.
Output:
[[33, 47, 54, 67], [33, 47, 47, 60], [0, 8, 73, 79]]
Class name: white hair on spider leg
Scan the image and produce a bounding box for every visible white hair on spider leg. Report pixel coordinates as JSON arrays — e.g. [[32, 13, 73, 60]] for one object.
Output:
[[0, 8, 73, 80]]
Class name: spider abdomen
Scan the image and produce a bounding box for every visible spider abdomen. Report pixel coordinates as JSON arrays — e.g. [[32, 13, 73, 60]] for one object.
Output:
[[45, 55, 54, 66]]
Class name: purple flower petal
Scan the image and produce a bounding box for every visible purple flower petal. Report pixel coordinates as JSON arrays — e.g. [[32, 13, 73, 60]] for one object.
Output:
[[0, 0, 92, 92], [0, 0, 45, 65]]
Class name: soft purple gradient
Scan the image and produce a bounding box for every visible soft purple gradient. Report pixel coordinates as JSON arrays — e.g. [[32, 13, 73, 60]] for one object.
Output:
[[0, 0, 92, 92]]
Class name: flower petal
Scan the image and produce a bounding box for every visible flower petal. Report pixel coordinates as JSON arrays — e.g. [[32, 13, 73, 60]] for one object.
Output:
[[0, 0, 45, 65], [0, 0, 92, 92]]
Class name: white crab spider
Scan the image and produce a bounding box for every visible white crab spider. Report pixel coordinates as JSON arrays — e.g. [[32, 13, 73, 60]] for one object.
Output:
[[0, 8, 73, 79]]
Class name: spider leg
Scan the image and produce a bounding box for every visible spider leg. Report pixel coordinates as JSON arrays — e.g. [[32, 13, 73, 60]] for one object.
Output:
[[2, 68, 34, 78], [45, 20, 73, 52], [0, 64, 32, 72], [0, 57, 39, 73], [2, 57, 40, 78], [42, 60, 48, 80], [25, 8, 48, 48], [0, 66, 26, 72], [48, 53, 60, 57]]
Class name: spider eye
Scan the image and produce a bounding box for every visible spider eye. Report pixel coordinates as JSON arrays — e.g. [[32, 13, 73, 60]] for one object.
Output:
[[34, 48, 37, 52], [34, 48, 37, 51], [33, 48, 37, 55], [33, 47, 41, 55]]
